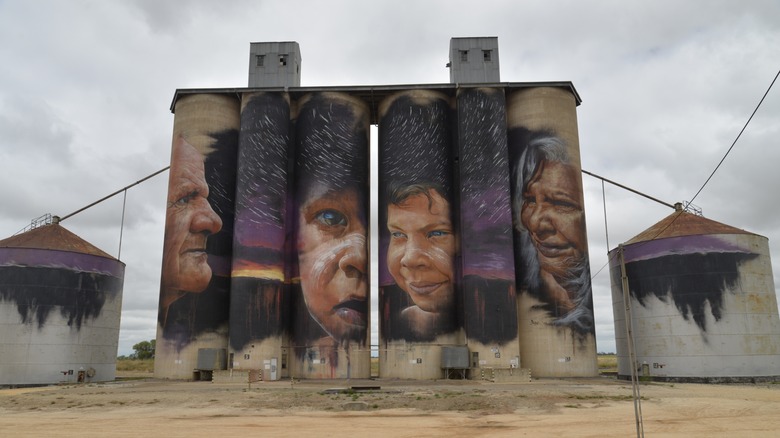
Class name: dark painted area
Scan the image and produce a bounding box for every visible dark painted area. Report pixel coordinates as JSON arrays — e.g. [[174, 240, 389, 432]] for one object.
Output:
[[232, 92, 290, 250], [624, 251, 758, 331], [228, 278, 288, 350], [461, 276, 517, 344], [229, 93, 291, 351], [204, 129, 239, 262], [456, 88, 518, 345], [379, 284, 457, 343], [160, 274, 230, 349], [0, 266, 122, 329]]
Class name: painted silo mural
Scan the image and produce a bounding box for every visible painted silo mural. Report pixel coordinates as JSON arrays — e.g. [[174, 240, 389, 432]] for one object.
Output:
[[228, 92, 292, 379], [155, 94, 239, 379], [456, 87, 519, 370], [507, 87, 598, 377], [378, 90, 461, 379], [0, 224, 124, 386], [157, 83, 599, 380], [610, 210, 780, 381], [290, 92, 371, 379]]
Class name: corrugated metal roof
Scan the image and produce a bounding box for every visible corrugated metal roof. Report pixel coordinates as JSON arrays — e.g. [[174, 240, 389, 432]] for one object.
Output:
[[0, 224, 116, 259], [625, 210, 755, 245]]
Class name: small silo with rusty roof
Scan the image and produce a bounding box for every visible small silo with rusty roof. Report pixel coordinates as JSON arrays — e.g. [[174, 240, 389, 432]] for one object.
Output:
[[609, 208, 780, 382], [0, 220, 124, 386]]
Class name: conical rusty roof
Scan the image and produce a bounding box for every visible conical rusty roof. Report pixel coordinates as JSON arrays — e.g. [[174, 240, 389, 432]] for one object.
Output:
[[0, 223, 116, 259], [625, 210, 754, 245]]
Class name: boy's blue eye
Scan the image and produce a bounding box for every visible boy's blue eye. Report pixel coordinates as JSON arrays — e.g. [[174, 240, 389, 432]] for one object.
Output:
[[428, 230, 449, 238], [314, 209, 347, 227], [390, 231, 406, 239]]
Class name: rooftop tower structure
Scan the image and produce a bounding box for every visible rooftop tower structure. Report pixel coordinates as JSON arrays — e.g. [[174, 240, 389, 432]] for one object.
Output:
[[448, 37, 500, 84], [248, 41, 301, 87]]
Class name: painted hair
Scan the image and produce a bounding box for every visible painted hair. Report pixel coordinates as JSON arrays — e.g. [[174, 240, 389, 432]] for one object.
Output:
[[294, 92, 369, 202]]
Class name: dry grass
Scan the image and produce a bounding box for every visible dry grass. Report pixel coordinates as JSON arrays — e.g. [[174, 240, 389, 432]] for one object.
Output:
[[597, 354, 617, 373], [116, 358, 154, 373]]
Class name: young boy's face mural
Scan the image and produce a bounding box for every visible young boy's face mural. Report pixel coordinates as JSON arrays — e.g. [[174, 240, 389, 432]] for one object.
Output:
[[386, 187, 455, 314], [295, 93, 369, 344], [297, 185, 368, 342]]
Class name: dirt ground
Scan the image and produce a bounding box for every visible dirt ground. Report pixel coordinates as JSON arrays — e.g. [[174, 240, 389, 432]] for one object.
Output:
[[1, 373, 779, 437]]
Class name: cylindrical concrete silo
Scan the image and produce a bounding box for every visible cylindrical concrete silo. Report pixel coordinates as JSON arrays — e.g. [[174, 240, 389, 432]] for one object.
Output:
[[155, 93, 240, 379], [378, 90, 463, 379], [0, 222, 125, 386], [507, 87, 598, 377], [290, 92, 371, 379], [456, 87, 520, 376], [610, 209, 780, 382], [228, 92, 293, 381]]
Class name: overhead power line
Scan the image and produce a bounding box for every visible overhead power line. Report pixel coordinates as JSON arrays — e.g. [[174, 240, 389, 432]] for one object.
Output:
[[686, 68, 780, 209]]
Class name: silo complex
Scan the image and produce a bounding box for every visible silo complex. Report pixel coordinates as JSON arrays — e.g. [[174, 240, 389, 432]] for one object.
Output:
[[0, 223, 124, 386], [152, 38, 600, 380], [159, 83, 593, 380], [610, 210, 780, 382]]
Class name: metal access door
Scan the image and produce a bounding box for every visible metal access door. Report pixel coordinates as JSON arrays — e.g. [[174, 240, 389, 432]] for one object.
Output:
[[270, 358, 278, 380]]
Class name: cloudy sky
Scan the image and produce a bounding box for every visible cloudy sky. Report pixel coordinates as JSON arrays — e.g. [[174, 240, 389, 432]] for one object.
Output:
[[1, 0, 778, 356]]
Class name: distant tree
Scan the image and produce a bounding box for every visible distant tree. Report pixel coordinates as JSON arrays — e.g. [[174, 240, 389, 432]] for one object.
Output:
[[131, 339, 156, 360]]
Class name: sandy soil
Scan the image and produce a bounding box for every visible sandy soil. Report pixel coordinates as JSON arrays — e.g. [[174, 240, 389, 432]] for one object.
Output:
[[1, 374, 779, 437]]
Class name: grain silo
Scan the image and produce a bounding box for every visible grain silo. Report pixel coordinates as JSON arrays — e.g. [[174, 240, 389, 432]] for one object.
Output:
[[0, 220, 125, 386], [506, 87, 598, 377], [610, 208, 780, 382]]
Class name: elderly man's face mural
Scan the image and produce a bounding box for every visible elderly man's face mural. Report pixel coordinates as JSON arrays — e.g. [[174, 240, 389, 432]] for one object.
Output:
[[520, 159, 586, 310], [162, 137, 223, 295], [386, 187, 456, 314]]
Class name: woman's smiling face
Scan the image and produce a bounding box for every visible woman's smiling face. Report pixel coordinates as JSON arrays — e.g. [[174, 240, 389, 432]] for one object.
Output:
[[386, 189, 455, 313], [297, 187, 368, 342]]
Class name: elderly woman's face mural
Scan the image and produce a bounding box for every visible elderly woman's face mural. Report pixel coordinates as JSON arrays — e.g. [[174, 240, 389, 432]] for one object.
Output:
[[520, 159, 586, 311], [512, 130, 593, 332]]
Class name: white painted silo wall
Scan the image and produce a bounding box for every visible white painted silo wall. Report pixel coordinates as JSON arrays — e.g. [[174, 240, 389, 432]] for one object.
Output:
[[611, 233, 780, 380]]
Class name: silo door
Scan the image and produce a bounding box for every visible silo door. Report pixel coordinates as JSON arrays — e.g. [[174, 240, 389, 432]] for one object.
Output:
[[270, 358, 278, 380]]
